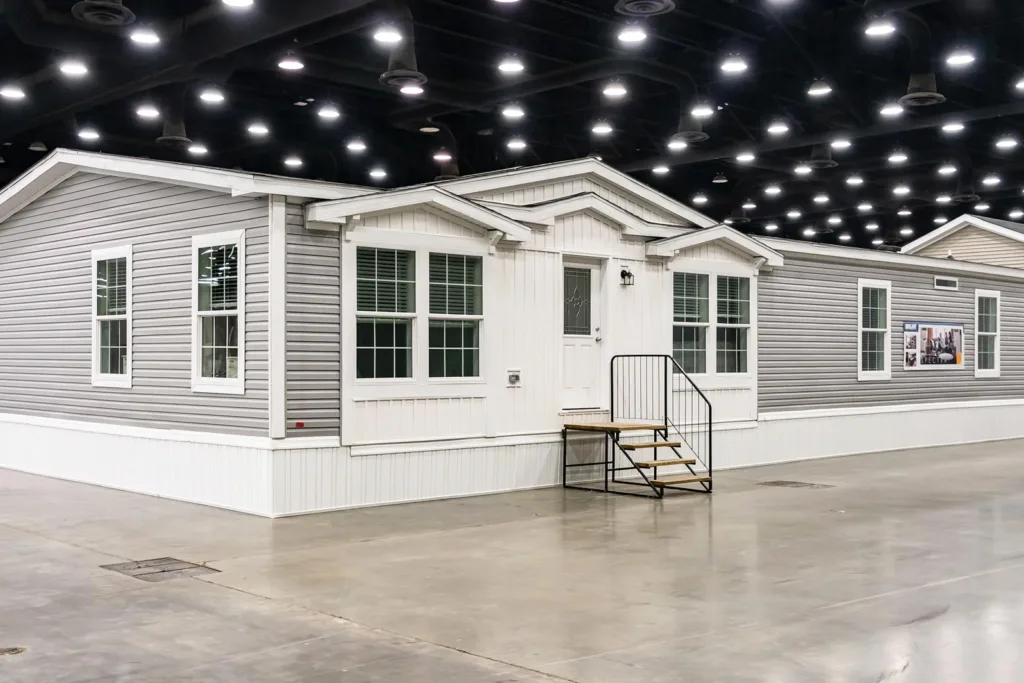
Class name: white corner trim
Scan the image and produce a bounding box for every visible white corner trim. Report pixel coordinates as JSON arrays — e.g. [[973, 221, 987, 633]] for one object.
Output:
[[759, 398, 1024, 422], [269, 196, 287, 438]]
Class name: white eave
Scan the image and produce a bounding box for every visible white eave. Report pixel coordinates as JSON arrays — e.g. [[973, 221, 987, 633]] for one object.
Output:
[[306, 185, 534, 243], [647, 225, 785, 267], [901, 214, 1024, 254]]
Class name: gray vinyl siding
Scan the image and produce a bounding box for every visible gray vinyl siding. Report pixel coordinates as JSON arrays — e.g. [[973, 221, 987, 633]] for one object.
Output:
[[914, 226, 1024, 269], [0, 172, 269, 435], [759, 255, 1024, 412], [285, 202, 340, 436]]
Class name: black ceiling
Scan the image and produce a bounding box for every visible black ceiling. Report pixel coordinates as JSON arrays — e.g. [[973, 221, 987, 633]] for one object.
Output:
[[1, 0, 1023, 248]]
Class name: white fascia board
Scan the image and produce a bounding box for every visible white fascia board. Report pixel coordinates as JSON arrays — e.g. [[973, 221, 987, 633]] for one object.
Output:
[[901, 214, 1024, 254], [648, 225, 785, 267], [474, 201, 555, 229], [479, 193, 687, 238], [245, 177, 375, 200], [306, 186, 533, 242], [767, 237, 1024, 283]]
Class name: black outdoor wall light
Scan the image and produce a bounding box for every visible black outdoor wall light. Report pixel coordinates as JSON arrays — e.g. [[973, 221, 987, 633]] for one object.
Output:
[[620, 267, 635, 286]]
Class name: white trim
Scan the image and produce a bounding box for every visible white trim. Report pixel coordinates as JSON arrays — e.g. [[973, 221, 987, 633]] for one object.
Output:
[[933, 275, 959, 291], [268, 197, 287, 437], [191, 229, 246, 396], [901, 214, 1024, 254], [91, 244, 133, 388], [759, 397, 1024, 422], [857, 278, 892, 382], [650, 225, 785, 266], [975, 288, 1001, 379], [479, 193, 690, 238]]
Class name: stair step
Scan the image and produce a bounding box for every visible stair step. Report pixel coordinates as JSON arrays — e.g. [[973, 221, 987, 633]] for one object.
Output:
[[633, 459, 696, 469], [651, 475, 712, 487], [620, 441, 680, 451], [564, 422, 662, 433]]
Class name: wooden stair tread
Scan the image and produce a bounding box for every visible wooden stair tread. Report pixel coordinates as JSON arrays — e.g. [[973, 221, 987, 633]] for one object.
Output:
[[620, 441, 680, 450], [651, 475, 712, 487], [564, 422, 662, 433], [633, 459, 696, 469]]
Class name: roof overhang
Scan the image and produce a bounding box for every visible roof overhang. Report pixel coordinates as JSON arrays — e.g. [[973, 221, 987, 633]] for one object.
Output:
[[440, 158, 717, 229], [306, 186, 533, 243], [647, 225, 785, 267], [901, 214, 1024, 254], [0, 148, 372, 225]]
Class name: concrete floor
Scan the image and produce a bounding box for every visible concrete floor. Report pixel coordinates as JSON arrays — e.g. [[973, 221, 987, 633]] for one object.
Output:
[[3, 441, 1024, 683]]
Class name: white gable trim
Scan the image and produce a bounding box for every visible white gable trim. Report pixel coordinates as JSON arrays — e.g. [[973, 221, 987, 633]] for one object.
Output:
[[901, 215, 1024, 254], [306, 186, 533, 243], [478, 193, 690, 238], [647, 225, 785, 267], [440, 158, 717, 228]]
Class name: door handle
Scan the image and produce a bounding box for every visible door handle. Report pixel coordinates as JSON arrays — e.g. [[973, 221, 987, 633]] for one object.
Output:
[[595, 326, 602, 343]]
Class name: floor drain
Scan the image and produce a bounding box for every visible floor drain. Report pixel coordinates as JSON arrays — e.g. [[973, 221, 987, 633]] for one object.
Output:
[[101, 557, 219, 583], [0, 648, 25, 656], [758, 480, 834, 489]]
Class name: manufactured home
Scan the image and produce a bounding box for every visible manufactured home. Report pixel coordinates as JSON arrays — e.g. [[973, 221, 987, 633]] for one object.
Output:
[[2, 149, 1023, 516]]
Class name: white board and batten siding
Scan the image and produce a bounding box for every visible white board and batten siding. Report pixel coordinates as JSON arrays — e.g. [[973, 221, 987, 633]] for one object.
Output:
[[0, 172, 269, 435], [914, 226, 1024, 269]]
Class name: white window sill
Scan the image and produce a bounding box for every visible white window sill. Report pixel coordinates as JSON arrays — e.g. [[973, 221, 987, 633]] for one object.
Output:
[[857, 371, 891, 382], [192, 381, 245, 396], [92, 375, 132, 389], [975, 369, 1001, 379]]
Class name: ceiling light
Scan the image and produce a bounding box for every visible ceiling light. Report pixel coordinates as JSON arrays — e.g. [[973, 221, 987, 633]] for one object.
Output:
[[692, 194, 708, 205], [945, 48, 976, 68], [1017, 77, 1024, 91], [720, 56, 748, 73], [28, 141, 47, 152], [188, 144, 208, 156], [77, 127, 100, 141], [0, 84, 26, 100], [742, 200, 756, 210], [831, 138, 852, 150], [996, 135, 1019, 150], [317, 104, 341, 119], [900, 226, 914, 237], [494, 0, 521, 3], [247, 122, 270, 136], [1010, 209, 1024, 220], [591, 121, 613, 135], [373, 24, 403, 44], [933, 216, 947, 224], [872, 238, 884, 246], [764, 185, 781, 196], [617, 25, 647, 44], [803, 227, 817, 238], [975, 203, 990, 212], [880, 103, 904, 117], [130, 28, 160, 45], [794, 164, 812, 176], [498, 55, 525, 73], [888, 150, 908, 164], [764, 223, 779, 233], [858, 203, 873, 212], [786, 209, 802, 219], [199, 87, 224, 104], [865, 18, 897, 37], [653, 165, 669, 175], [502, 103, 525, 119], [813, 193, 829, 204], [982, 174, 1001, 186], [691, 103, 714, 119], [839, 233, 852, 242], [736, 152, 755, 163], [506, 138, 527, 151], [942, 121, 965, 134], [893, 184, 911, 196], [433, 150, 452, 162], [369, 167, 387, 180], [938, 164, 957, 176], [400, 85, 424, 95], [807, 80, 832, 97], [847, 175, 864, 186], [767, 121, 789, 136], [898, 208, 912, 216], [136, 104, 160, 119], [284, 156, 303, 168], [59, 59, 88, 77], [712, 173, 728, 184], [667, 138, 687, 151], [346, 139, 367, 153], [723, 219, 734, 225], [222, 0, 254, 7], [828, 215, 842, 225], [936, 194, 952, 204], [866, 222, 880, 232], [278, 52, 304, 71], [603, 81, 628, 98]]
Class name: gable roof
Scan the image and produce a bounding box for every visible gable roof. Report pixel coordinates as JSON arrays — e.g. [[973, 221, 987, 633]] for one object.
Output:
[[0, 148, 374, 225], [306, 185, 533, 242], [901, 214, 1024, 254], [437, 157, 718, 229], [646, 225, 785, 267]]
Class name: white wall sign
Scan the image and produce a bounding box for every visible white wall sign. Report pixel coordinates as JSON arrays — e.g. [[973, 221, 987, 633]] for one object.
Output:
[[903, 322, 964, 370]]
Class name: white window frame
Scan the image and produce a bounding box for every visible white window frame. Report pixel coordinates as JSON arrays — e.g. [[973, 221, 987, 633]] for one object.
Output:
[[354, 246, 418, 383], [714, 275, 752, 375], [672, 272, 710, 375], [975, 289, 1001, 379], [857, 278, 892, 381], [427, 252, 485, 381], [91, 245, 133, 388], [191, 230, 246, 395], [934, 275, 959, 291]]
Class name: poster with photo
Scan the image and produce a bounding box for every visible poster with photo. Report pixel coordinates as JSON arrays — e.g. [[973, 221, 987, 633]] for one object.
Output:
[[903, 322, 964, 370]]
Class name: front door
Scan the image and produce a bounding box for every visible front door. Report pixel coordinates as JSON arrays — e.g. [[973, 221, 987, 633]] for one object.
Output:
[[562, 263, 603, 410]]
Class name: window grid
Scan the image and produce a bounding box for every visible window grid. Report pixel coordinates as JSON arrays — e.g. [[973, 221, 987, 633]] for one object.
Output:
[[197, 243, 240, 380], [716, 276, 750, 374], [563, 267, 592, 336], [860, 286, 888, 373], [429, 320, 480, 378], [672, 273, 709, 374], [977, 295, 999, 372], [356, 317, 413, 379], [429, 253, 482, 315], [429, 253, 483, 378], [95, 256, 128, 378], [356, 247, 415, 313]]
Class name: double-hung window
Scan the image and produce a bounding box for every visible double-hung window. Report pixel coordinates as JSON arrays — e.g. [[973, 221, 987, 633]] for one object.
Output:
[[192, 231, 245, 394], [672, 272, 750, 376], [429, 253, 483, 378], [356, 247, 415, 379], [92, 245, 132, 387], [858, 279, 891, 381], [672, 273, 709, 374], [976, 290, 1000, 378], [716, 276, 750, 373]]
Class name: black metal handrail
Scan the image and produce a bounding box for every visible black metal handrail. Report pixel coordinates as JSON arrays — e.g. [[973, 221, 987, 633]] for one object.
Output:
[[610, 354, 713, 480]]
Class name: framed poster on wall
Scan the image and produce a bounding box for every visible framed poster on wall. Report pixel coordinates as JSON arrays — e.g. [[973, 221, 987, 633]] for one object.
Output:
[[903, 322, 964, 370]]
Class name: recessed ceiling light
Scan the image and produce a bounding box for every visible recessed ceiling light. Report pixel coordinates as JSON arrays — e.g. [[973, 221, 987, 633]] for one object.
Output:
[[839, 233, 852, 242], [498, 55, 525, 73], [858, 203, 873, 212], [77, 127, 100, 141], [831, 138, 852, 150], [865, 18, 897, 37], [284, 156, 303, 168], [828, 215, 842, 225], [933, 216, 947, 224], [603, 81, 628, 98], [786, 209, 802, 219], [136, 104, 160, 119], [691, 103, 714, 119], [898, 208, 912, 216], [59, 59, 88, 77], [813, 193, 829, 204], [189, 143, 208, 156], [400, 85, 424, 95], [893, 184, 911, 196], [880, 103, 904, 117], [506, 138, 527, 150], [501, 103, 525, 119], [617, 25, 647, 44], [866, 222, 880, 232], [888, 150, 908, 164], [945, 48, 976, 67], [433, 150, 452, 162], [130, 28, 160, 45], [199, 87, 224, 104], [793, 164, 812, 175], [720, 56, 748, 73], [767, 121, 789, 136], [996, 135, 1019, 149], [872, 237, 884, 246], [667, 138, 687, 151], [742, 200, 756, 210], [1011, 209, 1024, 220], [936, 194, 952, 204], [692, 194, 708, 205], [373, 24, 403, 44], [803, 227, 817, 238], [369, 167, 387, 180], [938, 164, 957, 176], [653, 165, 670, 175], [247, 122, 269, 136], [346, 139, 367, 153], [0, 84, 26, 100], [278, 52, 304, 71], [736, 152, 755, 163], [807, 80, 832, 97], [900, 226, 914, 236], [942, 121, 965, 134], [764, 223, 779, 233], [764, 185, 782, 196], [975, 203, 990, 212], [591, 121, 613, 135], [847, 175, 864, 186], [222, 0, 254, 7], [983, 174, 1002, 186]]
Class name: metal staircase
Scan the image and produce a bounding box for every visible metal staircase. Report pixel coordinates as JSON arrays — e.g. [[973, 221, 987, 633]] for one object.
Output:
[[562, 354, 712, 498]]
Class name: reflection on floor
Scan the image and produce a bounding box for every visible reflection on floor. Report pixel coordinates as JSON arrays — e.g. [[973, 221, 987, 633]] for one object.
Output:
[[3, 439, 1024, 682]]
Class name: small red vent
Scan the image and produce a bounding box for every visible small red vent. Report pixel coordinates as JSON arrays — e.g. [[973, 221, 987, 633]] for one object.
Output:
[[295, 422, 305, 429]]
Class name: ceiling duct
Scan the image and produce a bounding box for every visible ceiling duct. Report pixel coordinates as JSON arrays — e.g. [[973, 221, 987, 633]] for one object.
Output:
[[892, 12, 945, 107], [155, 86, 192, 149], [805, 144, 838, 169], [614, 0, 675, 16], [379, 0, 427, 91], [674, 106, 709, 144], [433, 123, 461, 180], [900, 71, 945, 107], [71, 0, 135, 26], [952, 175, 980, 204]]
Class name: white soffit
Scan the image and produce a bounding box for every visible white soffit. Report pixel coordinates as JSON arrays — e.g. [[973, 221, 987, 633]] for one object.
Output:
[[648, 225, 785, 267], [901, 214, 1024, 254]]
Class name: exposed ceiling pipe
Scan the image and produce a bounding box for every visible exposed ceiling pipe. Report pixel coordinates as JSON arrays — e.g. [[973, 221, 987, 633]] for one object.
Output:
[[432, 122, 460, 180], [5, 0, 121, 53], [155, 84, 191, 150], [379, 0, 427, 92], [894, 12, 944, 106]]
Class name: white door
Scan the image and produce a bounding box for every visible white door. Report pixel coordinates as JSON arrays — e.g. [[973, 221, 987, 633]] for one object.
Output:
[[562, 263, 603, 410]]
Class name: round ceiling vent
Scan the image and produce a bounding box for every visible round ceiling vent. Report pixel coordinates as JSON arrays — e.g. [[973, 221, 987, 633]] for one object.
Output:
[[379, 68, 428, 88], [899, 73, 946, 107], [674, 129, 709, 144], [615, 0, 676, 16], [805, 145, 838, 169], [953, 191, 981, 204], [71, 0, 136, 26]]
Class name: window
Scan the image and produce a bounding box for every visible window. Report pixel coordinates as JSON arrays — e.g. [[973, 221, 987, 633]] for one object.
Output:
[[716, 276, 750, 373], [934, 276, 959, 291], [429, 253, 483, 378], [858, 279, 891, 381], [92, 246, 132, 387], [976, 290, 1000, 378], [192, 231, 245, 394], [563, 267, 592, 335], [356, 247, 415, 379], [672, 273, 708, 373]]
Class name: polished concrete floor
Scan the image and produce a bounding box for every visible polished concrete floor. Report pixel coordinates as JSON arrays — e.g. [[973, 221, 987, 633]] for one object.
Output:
[[3, 440, 1024, 682]]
